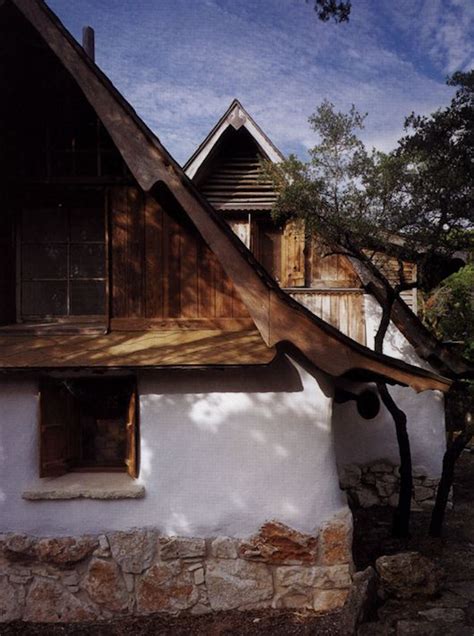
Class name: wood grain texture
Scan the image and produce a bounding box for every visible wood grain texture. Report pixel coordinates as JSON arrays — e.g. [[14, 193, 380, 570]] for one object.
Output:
[[0, 329, 275, 368]]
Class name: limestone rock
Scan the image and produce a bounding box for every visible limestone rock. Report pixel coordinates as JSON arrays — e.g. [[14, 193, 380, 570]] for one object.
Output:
[[210, 536, 238, 559], [340, 566, 377, 635], [319, 511, 353, 566], [206, 559, 273, 610], [83, 558, 128, 611], [339, 464, 362, 489], [108, 530, 156, 574], [36, 536, 98, 565], [0, 576, 21, 622], [159, 537, 206, 561], [376, 552, 443, 599], [239, 521, 318, 565], [418, 607, 465, 623], [370, 461, 395, 474], [276, 564, 351, 591], [313, 589, 349, 613], [24, 578, 97, 622], [4, 534, 36, 560], [355, 487, 380, 508], [136, 561, 198, 613]]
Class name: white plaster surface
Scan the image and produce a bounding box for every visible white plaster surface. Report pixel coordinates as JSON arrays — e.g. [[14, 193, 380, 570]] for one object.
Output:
[[332, 295, 446, 478], [0, 356, 348, 536]]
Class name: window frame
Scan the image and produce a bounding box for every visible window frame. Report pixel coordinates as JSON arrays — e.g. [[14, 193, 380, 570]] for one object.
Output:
[[15, 195, 109, 326], [39, 376, 139, 479]]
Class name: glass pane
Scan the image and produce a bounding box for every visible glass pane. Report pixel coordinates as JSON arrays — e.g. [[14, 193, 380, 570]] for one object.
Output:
[[22, 209, 68, 243], [70, 208, 104, 242], [70, 244, 105, 278], [21, 281, 67, 316], [22, 244, 67, 280], [70, 280, 105, 315]]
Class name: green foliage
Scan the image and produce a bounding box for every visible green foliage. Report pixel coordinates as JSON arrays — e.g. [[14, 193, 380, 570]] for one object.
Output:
[[310, 0, 351, 22], [423, 265, 474, 363], [264, 72, 474, 288]]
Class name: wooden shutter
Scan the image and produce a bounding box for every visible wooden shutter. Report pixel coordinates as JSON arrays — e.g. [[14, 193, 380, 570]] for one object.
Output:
[[125, 387, 139, 478], [281, 221, 305, 287], [39, 381, 75, 477]]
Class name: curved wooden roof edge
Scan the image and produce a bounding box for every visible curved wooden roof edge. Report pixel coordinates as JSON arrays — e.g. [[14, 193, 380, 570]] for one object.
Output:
[[9, 0, 451, 394]]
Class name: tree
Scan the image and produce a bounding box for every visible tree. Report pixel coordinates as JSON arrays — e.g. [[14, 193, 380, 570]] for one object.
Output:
[[310, 0, 351, 22], [264, 72, 473, 536]]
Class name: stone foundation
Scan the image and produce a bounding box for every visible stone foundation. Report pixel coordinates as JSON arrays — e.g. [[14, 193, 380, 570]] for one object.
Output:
[[0, 512, 353, 623], [339, 461, 449, 510]]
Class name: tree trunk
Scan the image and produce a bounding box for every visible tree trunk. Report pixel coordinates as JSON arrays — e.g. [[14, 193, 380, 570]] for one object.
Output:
[[429, 425, 473, 537], [372, 287, 413, 538], [378, 383, 412, 537]]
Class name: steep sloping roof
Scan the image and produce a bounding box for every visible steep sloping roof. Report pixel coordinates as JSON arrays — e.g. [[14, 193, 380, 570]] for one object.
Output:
[[184, 99, 285, 180], [5, 0, 451, 393]]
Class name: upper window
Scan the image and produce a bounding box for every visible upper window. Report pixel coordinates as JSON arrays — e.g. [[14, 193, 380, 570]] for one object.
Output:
[[18, 204, 106, 321], [40, 377, 138, 478]]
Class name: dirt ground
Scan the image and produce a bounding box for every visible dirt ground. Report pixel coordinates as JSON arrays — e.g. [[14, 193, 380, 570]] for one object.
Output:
[[2, 453, 473, 636]]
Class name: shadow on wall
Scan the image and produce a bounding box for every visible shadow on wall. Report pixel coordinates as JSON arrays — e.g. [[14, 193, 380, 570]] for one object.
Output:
[[0, 356, 347, 537]]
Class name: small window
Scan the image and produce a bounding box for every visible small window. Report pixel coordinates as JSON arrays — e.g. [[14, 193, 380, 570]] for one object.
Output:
[[39, 377, 138, 478]]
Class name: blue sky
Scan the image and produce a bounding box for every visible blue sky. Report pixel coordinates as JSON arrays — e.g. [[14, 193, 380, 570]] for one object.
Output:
[[48, 0, 473, 164]]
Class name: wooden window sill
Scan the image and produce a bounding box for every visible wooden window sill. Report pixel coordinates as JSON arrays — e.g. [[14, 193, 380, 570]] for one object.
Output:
[[0, 323, 108, 336], [22, 472, 145, 501]]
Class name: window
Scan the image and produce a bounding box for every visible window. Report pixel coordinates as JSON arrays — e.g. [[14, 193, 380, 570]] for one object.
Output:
[[19, 204, 106, 322], [39, 377, 138, 478]]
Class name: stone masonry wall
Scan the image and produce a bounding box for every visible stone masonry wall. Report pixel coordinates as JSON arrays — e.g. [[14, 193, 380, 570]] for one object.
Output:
[[0, 512, 353, 623], [339, 461, 447, 510]]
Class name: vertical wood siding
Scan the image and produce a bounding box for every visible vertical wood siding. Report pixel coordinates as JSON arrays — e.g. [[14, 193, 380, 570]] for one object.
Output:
[[110, 186, 249, 323]]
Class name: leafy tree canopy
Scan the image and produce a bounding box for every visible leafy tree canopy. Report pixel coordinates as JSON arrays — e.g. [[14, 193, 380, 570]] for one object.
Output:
[[265, 71, 474, 291], [310, 0, 351, 22]]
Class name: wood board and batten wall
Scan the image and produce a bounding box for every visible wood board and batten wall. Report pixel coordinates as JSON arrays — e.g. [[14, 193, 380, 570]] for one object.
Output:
[[110, 185, 250, 331], [185, 102, 418, 347]]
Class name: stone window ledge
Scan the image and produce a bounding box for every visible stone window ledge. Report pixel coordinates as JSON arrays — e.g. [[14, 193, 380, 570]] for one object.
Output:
[[22, 472, 145, 501]]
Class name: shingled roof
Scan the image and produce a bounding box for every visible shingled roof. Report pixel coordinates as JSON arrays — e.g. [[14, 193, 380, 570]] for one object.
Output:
[[3, 0, 451, 393]]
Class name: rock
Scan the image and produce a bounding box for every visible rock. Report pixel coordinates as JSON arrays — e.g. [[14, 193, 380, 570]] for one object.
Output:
[[356, 488, 380, 508], [210, 536, 238, 559], [340, 464, 362, 489], [136, 561, 198, 613], [418, 608, 465, 623], [0, 576, 21, 622], [275, 564, 352, 591], [36, 536, 98, 565], [396, 621, 437, 635], [340, 567, 378, 635], [447, 581, 474, 602], [239, 521, 318, 565], [369, 462, 395, 474], [319, 511, 353, 566], [376, 552, 443, 599], [414, 485, 435, 502], [24, 578, 97, 622], [108, 530, 156, 574], [376, 481, 397, 499], [159, 537, 206, 561], [93, 535, 110, 558], [83, 558, 128, 611], [205, 559, 273, 611], [313, 589, 349, 613], [193, 568, 205, 585], [4, 534, 36, 560]]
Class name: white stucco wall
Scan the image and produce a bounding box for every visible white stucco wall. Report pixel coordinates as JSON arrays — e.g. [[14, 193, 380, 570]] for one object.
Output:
[[332, 295, 446, 478], [0, 356, 348, 537]]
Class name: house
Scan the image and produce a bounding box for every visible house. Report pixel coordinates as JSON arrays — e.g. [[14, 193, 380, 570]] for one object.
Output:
[[0, 0, 450, 623], [185, 100, 448, 510]]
